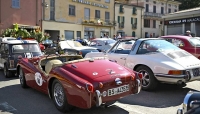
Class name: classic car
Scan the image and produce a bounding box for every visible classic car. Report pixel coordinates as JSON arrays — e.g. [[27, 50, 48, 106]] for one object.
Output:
[[17, 50, 142, 112], [89, 38, 116, 52], [58, 40, 99, 57], [0, 40, 43, 77], [0, 37, 16, 43], [161, 35, 200, 59], [85, 38, 200, 91], [177, 91, 200, 114]]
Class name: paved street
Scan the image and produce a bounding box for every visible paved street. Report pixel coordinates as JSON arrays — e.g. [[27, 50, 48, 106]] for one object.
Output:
[[0, 70, 200, 114]]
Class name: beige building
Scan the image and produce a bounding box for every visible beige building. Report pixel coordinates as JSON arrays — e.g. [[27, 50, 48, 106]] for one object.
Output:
[[115, 2, 144, 37], [130, 0, 181, 37], [42, 0, 115, 40]]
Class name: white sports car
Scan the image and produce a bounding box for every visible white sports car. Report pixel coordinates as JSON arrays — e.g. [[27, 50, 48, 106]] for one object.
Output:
[[85, 38, 200, 91]]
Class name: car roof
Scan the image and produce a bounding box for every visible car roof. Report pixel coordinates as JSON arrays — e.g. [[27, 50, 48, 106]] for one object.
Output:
[[119, 38, 162, 41], [160, 35, 191, 40], [92, 38, 113, 41], [3, 40, 38, 44]]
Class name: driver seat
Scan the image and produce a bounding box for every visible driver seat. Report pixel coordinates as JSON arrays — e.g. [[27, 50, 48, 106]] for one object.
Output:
[[45, 59, 63, 74]]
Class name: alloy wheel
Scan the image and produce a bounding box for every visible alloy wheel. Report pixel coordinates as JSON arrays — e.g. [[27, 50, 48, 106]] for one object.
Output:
[[138, 69, 150, 87]]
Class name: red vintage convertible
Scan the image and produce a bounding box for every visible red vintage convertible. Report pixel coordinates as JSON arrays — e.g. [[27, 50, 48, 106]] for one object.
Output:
[[17, 51, 142, 112]]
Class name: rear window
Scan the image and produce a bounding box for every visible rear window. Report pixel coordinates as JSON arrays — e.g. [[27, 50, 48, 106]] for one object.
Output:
[[11, 43, 41, 53]]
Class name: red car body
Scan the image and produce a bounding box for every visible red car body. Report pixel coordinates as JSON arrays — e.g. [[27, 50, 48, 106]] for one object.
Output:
[[17, 54, 141, 112], [161, 35, 200, 59]]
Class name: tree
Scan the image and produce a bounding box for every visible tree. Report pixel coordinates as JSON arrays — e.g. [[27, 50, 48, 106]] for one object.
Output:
[[177, 0, 200, 10]]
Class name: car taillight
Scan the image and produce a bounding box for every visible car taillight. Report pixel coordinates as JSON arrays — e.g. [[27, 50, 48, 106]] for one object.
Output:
[[168, 70, 183, 75], [86, 83, 93, 93], [138, 73, 143, 79], [9, 60, 14, 68], [99, 82, 103, 88]]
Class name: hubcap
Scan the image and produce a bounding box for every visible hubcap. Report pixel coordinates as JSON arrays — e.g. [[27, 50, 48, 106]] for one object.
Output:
[[4, 66, 7, 76], [138, 69, 150, 87], [19, 68, 23, 85], [54, 83, 64, 107]]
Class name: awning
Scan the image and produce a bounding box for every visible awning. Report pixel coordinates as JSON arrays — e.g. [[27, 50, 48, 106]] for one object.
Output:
[[13, 24, 40, 29]]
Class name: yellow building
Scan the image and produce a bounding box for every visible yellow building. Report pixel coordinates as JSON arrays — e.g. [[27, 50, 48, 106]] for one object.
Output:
[[115, 3, 144, 37], [42, 0, 115, 40]]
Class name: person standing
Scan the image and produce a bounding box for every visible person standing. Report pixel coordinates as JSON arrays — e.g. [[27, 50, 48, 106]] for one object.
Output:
[[117, 33, 122, 40], [185, 30, 192, 37]]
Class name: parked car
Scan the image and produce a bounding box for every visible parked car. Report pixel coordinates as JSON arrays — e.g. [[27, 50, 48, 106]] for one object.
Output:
[[0, 40, 43, 77], [89, 38, 116, 52], [58, 40, 99, 57], [161, 35, 200, 59], [85, 38, 200, 91], [17, 50, 142, 112], [177, 91, 200, 114]]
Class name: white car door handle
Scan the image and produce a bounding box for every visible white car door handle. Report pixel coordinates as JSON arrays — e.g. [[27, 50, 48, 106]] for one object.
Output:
[[120, 57, 126, 60]]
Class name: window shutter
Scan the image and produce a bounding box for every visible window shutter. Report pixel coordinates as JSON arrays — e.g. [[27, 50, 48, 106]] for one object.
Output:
[[131, 17, 133, 24], [135, 18, 137, 24], [132, 31, 135, 37], [132, 7, 137, 14], [122, 16, 125, 23], [118, 16, 120, 23], [119, 5, 123, 12]]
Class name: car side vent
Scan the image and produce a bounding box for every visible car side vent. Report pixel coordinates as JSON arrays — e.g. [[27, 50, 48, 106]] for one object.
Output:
[[167, 53, 176, 59], [167, 51, 190, 59], [71, 64, 77, 68]]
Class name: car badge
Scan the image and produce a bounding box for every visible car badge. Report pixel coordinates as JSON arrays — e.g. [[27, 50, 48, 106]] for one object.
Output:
[[93, 72, 98, 75], [106, 69, 115, 74], [115, 78, 122, 85]]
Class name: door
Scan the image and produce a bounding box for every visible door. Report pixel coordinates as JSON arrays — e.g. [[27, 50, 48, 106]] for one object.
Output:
[[107, 40, 134, 65]]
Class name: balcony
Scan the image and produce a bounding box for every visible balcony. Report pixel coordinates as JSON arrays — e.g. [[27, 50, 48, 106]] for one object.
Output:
[[132, 23, 137, 29], [82, 17, 116, 27], [144, 12, 164, 18], [119, 23, 124, 28]]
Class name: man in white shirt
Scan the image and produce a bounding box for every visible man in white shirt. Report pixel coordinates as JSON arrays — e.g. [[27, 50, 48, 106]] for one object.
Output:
[[117, 33, 121, 39]]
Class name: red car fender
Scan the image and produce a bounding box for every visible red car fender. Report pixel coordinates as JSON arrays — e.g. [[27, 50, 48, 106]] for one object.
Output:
[[50, 67, 93, 109]]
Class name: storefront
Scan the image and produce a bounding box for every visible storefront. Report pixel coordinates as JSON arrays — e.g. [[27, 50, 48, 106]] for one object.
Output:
[[100, 28, 110, 37], [84, 27, 95, 40], [163, 7, 200, 36]]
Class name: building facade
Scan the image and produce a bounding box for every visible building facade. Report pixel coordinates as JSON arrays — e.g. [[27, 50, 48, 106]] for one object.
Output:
[[43, 0, 115, 40], [114, 3, 144, 37], [0, 0, 42, 35], [130, 0, 181, 37], [163, 7, 200, 36]]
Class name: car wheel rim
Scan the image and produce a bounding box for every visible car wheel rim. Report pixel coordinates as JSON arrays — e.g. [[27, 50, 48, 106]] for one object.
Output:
[[19, 68, 23, 85], [54, 83, 64, 107], [4, 67, 6, 76], [138, 70, 150, 87]]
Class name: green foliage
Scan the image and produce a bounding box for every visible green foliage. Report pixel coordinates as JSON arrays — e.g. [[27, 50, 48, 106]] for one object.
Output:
[[177, 0, 200, 10]]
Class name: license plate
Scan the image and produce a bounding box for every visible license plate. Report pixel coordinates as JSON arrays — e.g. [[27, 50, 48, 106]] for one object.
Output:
[[107, 85, 129, 96], [192, 68, 200, 77]]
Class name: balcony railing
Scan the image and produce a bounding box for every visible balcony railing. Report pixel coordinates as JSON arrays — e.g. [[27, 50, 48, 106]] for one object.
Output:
[[132, 23, 137, 29], [82, 17, 116, 26], [119, 23, 124, 28], [144, 12, 164, 18]]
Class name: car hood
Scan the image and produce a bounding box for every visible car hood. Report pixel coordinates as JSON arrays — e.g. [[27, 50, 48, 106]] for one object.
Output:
[[61, 59, 131, 80], [72, 46, 97, 50]]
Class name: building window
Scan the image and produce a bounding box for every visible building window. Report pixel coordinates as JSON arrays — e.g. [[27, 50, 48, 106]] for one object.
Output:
[[146, 0, 149, 2], [153, 6, 156, 13], [12, 0, 20, 8], [105, 0, 110, 3], [50, 0, 55, 20], [161, 2, 164, 5], [84, 8, 90, 20], [77, 31, 81, 38], [161, 7, 164, 14], [168, 8, 171, 13], [69, 5, 75, 16], [105, 12, 110, 22], [174, 9, 177, 12], [174, 5, 177, 8], [119, 5, 124, 13], [168, 4, 171, 7], [153, 20, 156, 28], [145, 4, 149, 12], [95, 10, 100, 19], [153, 1, 156, 4], [144, 19, 150, 28]]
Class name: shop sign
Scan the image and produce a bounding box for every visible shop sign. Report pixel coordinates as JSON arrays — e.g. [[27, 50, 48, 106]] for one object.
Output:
[[101, 29, 109, 31], [85, 27, 94, 31], [165, 16, 200, 25], [72, 0, 109, 9]]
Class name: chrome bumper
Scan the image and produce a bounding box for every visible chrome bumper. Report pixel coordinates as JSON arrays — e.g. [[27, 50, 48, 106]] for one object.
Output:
[[95, 90, 102, 107], [177, 108, 183, 114], [8, 68, 17, 71], [136, 79, 141, 94]]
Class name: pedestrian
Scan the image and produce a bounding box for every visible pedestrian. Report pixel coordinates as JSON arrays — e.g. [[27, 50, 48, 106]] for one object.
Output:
[[117, 33, 122, 40], [57, 35, 60, 43], [185, 30, 192, 37], [113, 35, 116, 40]]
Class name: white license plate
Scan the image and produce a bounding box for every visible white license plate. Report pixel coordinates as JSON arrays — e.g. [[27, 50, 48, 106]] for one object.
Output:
[[107, 84, 129, 96]]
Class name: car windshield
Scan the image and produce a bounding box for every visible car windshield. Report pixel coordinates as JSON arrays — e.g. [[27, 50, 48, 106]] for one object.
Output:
[[137, 39, 180, 54], [12, 43, 41, 53], [189, 38, 200, 46], [104, 39, 116, 44], [59, 41, 83, 49]]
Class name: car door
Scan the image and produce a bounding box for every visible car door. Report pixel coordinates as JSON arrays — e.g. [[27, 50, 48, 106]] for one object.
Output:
[[0, 44, 4, 67], [107, 40, 134, 66]]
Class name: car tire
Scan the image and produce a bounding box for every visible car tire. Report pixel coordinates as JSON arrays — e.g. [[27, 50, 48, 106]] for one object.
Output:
[[136, 66, 158, 91], [19, 67, 28, 88], [4, 64, 12, 78], [52, 79, 73, 113]]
